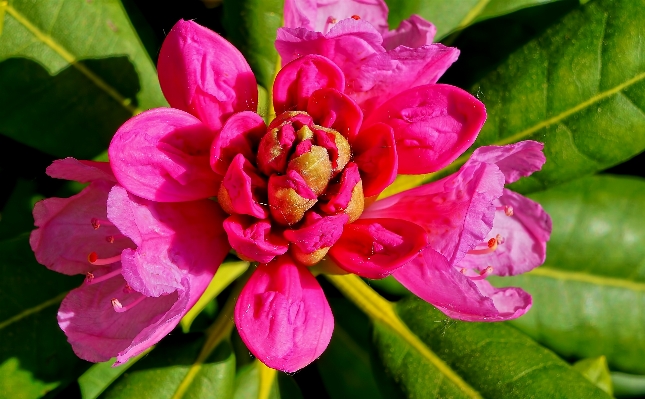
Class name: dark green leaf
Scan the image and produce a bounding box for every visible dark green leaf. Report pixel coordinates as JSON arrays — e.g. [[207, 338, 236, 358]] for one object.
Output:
[[0, 234, 86, 399], [492, 175, 645, 374], [222, 0, 283, 90], [611, 372, 645, 398], [573, 357, 613, 396], [100, 336, 235, 399], [0, 179, 43, 241], [372, 296, 611, 398], [0, 0, 167, 159]]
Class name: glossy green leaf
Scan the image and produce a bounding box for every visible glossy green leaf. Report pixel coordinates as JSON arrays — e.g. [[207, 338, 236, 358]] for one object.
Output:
[[100, 336, 235, 399], [573, 357, 613, 396], [611, 372, 645, 398], [222, 0, 283, 91], [0, 234, 86, 399], [0, 179, 43, 241], [0, 0, 166, 159], [76, 351, 149, 399], [492, 175, 645, 374], [373, 296, 611, 398], [383, 0, 568, 40]]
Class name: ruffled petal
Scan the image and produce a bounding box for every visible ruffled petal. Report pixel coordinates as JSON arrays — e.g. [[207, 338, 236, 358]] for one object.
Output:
[[283, 212, 348, 253], [46, 158, 116, 183], [223, 215, 289, 263], [363, 161, 505, 266], [393, 249, 532, 321], [364, 84, 486, 174], [315, 0, 389, 34], [318, 163, 363, 214], [467, 141, 546, 184], [353, 122, 397, 197], [109, 108, 220, 202], [273, 55, 345, 114], [157, 19, 257, 132], [460, 189, 552, 276], [218, 154, 269, 219], [30, 180, 135, 275], [382, 15, 436, 50], [307, 88, 363, 141], [329, 218, 428, 279], [210, 111, 267, 176], [235, 257, 334, 372], [107, 185, 229, 297], [284, 0, 318, 31]]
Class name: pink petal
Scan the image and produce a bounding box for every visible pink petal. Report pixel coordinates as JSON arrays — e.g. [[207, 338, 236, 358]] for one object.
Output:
[[273, 55, 345, 114], [30, 180, 135, 276], [352, 123, 397, 197], [315, 0, 389, 34], [157, 19, 257, 132], [210, 111, 267, 176], [108, 108, 220, 202], [382, 15, 436, 50], [393, 249, 532, 321], [319, 163, 362, 214], [307, 88, 363, 141], [284, 0, 318, 31], [220, 154, 269, 219], [467, 141, 546, 184], [283, 212, 348, 253], [235, 256, 334, 372], [363, 161, 505, 266], [223, 215, 289, 263], [107, 185, 229, 298], [364, 84, 486, 174], [46, 158, 116, 183], [328, 218, 428, 279], [460, 189, 551, 276]]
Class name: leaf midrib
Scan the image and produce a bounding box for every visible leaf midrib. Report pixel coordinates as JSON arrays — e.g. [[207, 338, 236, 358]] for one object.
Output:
[[4, 3, 142, 115]]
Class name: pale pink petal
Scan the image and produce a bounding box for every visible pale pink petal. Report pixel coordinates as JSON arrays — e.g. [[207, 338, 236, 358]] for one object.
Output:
[[460, 189, 551, 276], [109, 108, 220, 202], [157, 19, 257, 132], [363, 161, 505, 266], [46, 158, 116, 183], [210, 111, 267, 176], [283, 212, 348, 253], [382, 15, 436, 50], [30, 180, 135, 276], [393, 249, 532, 321], [307, 88, 363, 141], [314, 0, 389, 34], [273, 55, 345, 114], [284, 0, 318, 31], [223, 215, 289, 263], [467, 141, 546, 184], [329, 218, 428, 279], [220, 154, 269, 219], [107, 185, 229, 297], [235, 257, 334, 372], [352, 123, 397, 197], [364, 84, 486, 174]]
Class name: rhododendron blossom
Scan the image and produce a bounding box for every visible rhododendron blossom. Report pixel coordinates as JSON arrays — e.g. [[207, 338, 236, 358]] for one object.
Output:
[[31, 7, 551, 373]]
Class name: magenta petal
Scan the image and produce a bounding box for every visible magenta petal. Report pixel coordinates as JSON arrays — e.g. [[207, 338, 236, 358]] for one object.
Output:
[[460, 189, 552, 276], [467, 141, 546, 184], [329, 218, 428, 279], [235, 257, 334, 372], [30, 180, 135, 275], [157, 19, 257, 132], [210, 111, 267, 176], [363, 161, 505, 266], [393, 249, 532, 321], [307, 88, 363, 141], [273, 55, 345, 114], [319, 163, 362, 214], [46, 158, 116, 183], [283, 212, 348, 253], [364, 84, 486, 174], [109, 108, 220, 202], [382, 15, 436, 50], [107, 185, 229, 297], [223, 215, 289, 263], [353, 123, 397, 197], [221, 154, 269, 219]]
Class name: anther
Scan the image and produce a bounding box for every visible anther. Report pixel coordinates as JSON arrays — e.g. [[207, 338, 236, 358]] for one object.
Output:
[[111, 294, 146, 313], [85, 267, 123, 284], [496, 205, 514, 216], [123, 284, 134, 294], [105, 234, 126, 243], [91, 218, 114, 229], [327, 16, 337, 24], [88, 252, 122, 265], [495, 234, 505, 244], [85, 272, 94, 283], [351, 15, 361, 20], [467, 238, 498, 255], [469, 266, 494, 281]]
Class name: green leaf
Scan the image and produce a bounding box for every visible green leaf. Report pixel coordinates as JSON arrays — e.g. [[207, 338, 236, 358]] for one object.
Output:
[[611, 372, 645, 398], [383, 0, 569, 40], [492, 175, 645, 374], [0, 234, 86, 399], [222, 0, 283, 91], [100, 335, 236, 399], [374, 296, 611, 398], [232, 361, 303, 399], [0, 179, 43, 241], [573, 357, 613, 396], [77, 351, 149, 399], [0, 0, 167, 159]]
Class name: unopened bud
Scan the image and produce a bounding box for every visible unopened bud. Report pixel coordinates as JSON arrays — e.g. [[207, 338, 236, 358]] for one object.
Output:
[[268, 175, 317, 225], [288, 145, 332, 195]]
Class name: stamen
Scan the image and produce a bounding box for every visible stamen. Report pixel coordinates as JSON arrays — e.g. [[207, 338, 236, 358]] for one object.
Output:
[[327, 16, 337, 24], [105, 234, 126, 243], [351, 15, 361, 20], [91, 218, 114, 229], [85, 267, 122, 284], [123, 284, 134, 294], [496, 205, 514, 216], [467, 238, 498, 255], [88, 252, 122, 265], [111, 294, 146, 313], [470, 266, 494, 280], [495, 234, 505, 245]]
